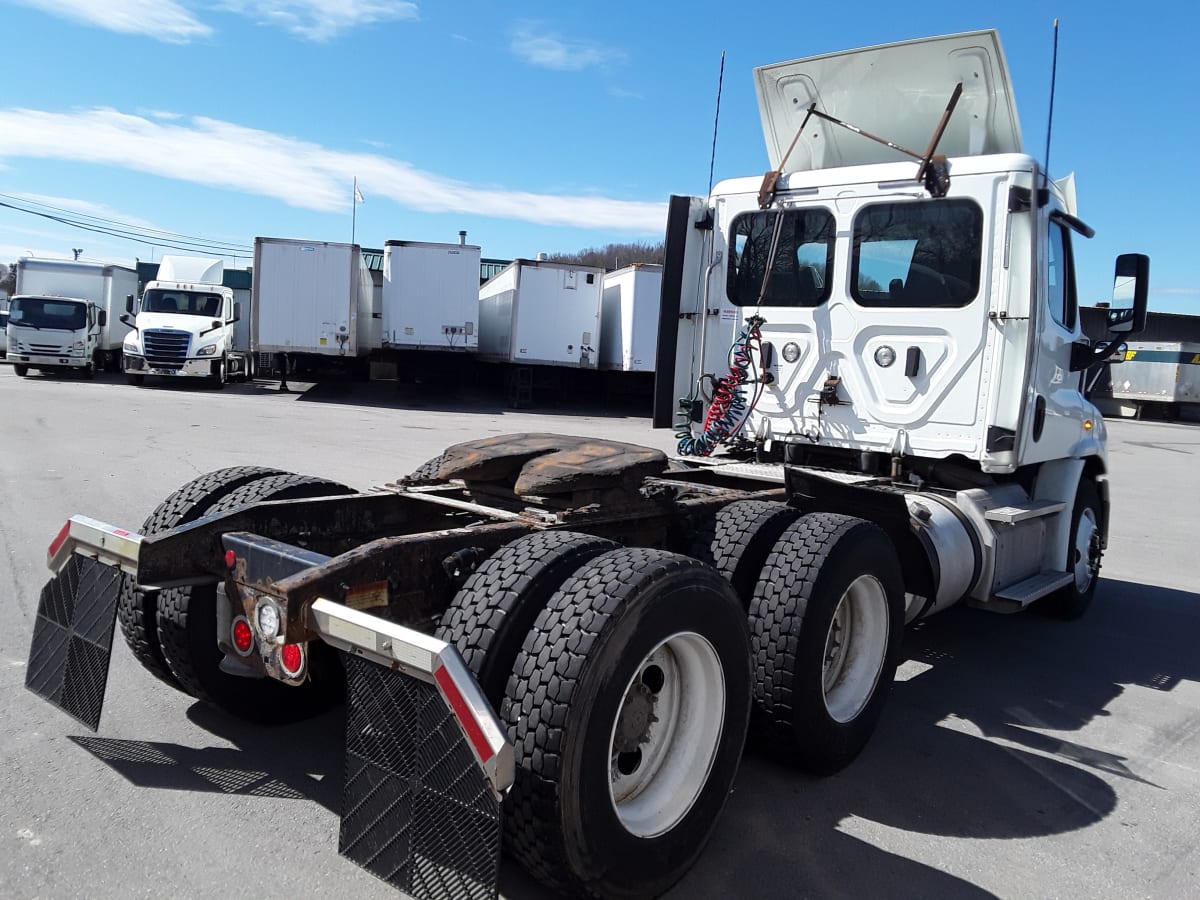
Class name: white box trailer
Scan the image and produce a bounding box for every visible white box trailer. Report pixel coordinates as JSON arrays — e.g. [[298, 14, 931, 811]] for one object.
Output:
[[382, 240, 482, 351], [251, 238, 376, 358], [9, 258, 136, 374], [599, 264, 663, 372], [478, 259, 603, 368]]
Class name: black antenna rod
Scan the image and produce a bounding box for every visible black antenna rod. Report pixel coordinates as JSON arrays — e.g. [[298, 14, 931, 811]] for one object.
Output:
[[707, 50, 726, 198], [1044, 18, 1060, 184]]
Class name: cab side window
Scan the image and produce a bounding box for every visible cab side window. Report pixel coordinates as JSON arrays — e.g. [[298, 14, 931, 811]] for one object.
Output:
[[1047, 221, 1077, 330]]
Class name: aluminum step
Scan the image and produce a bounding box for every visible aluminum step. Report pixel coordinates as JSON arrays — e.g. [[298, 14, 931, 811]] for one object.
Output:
[[984, 499, 1066, 524], [993, 570, 1075, 606]]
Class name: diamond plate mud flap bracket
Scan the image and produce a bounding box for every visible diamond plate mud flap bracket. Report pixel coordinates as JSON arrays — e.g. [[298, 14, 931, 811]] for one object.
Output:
[[26, 516, 143, 730], [310, 600, 514, 900]]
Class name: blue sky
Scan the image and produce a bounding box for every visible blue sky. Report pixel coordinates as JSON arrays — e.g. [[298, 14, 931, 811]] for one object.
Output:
[[0, 0, 1194, 312]]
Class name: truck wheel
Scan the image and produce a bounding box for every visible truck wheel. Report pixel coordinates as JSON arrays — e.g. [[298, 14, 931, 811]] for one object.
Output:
[[709, 500, 801, 606], [504, 548, 751, 897], [116, 466, 286, 688], [1039, 478, 1102, 620], [436, 531, 619, 708], [14, 364, 29, 377], [749, 513, 904, 774], [83, 361, 95, 379], [155, 473, 354, 721], [127, 373, 145, 386], [212, 354, 228, 388]]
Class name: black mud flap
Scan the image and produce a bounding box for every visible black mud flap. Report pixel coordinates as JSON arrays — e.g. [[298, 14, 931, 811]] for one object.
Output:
[[340, 654, 502, 900], [25, 556, 122, 731]]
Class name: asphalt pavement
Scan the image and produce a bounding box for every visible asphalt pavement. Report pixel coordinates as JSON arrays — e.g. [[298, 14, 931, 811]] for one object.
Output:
[[1, 366, 1196, 899]]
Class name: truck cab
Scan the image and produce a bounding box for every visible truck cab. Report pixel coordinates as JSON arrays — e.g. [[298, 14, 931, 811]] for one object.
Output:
[[660, 31, 1148, 619], [122, 256, 249, 386], [6, 294, 105, 378]]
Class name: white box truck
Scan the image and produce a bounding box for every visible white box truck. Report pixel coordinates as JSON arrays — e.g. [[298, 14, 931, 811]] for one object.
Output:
[[6, 258, 136, 378], [121, 256, 253, 387], [382, 238, 481, 351], [478, 259, 603, 368], [251, 238, 376, 371], [599, 263, 663, 372]]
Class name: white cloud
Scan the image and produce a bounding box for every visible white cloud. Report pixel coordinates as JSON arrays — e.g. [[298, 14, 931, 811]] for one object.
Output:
[[0, 107, 666, 234], [510, 25, 624, 72], [9, 193, 160, 230], [217, 0, 419, 41], [9, 0, 211, 43], [10, 0, 418, 42]]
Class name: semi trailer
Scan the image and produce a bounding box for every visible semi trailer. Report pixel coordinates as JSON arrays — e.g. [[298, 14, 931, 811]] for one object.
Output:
[[25, 29, 1147, 900]]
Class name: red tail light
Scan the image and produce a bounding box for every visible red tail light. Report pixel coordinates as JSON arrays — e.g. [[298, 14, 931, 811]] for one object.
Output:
[[280, 643, 304, 677], [231, 617, 254, 655]]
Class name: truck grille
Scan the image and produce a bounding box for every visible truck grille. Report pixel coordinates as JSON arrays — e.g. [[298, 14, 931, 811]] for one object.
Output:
[[142, 329, 190, 370], [24, 341, 68, 354]]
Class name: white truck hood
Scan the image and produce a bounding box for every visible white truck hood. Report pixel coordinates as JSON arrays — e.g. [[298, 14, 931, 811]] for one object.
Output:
[[132, 312, 215, 339], [754, 30, 1022, 173]]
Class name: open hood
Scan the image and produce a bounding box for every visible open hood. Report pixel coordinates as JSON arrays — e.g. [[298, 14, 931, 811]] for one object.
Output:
[[754, 30, 1022, 173]]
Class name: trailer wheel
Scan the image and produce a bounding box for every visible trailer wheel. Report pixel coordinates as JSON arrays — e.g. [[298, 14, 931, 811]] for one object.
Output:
[[749, 513, 904, 774], [709, 500, 801, 606], [504, 548, 751, 898], [1039, 478, 1102, 620], [116, 466, 286, 688], [14, 364, 29, 377], [436, 530, 619, 708], [155, 473, 354, 721]]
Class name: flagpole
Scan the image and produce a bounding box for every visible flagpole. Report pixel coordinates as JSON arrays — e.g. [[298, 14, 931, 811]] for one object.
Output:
[[351, 176, 358, 245]]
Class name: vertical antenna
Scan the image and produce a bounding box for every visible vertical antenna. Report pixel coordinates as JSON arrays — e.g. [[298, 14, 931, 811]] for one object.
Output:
[[1043, 19, 1060, 184], [707, 50, 726, 197]]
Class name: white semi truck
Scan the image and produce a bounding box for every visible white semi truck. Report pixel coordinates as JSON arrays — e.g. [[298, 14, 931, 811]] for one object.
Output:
[[6, 257, 137, 377], [24, 30, 1147, 900], [121, 255, 253, 386]]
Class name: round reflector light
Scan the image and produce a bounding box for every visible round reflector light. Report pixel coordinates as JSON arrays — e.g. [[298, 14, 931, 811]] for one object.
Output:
[[231, 617, 254, 655], [782, 342, 801, 364], [280, 643, 304, 676], [874, 345, 897, 368], [256, 601, 280, 639]]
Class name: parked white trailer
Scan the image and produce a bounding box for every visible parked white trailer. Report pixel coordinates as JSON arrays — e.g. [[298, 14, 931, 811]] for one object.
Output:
[[382, 239, 481, 351], [7, 258, 136, 377], [252, 238, 376, 360], [478, 259, 603, 368], [599, 263, 663, 372]]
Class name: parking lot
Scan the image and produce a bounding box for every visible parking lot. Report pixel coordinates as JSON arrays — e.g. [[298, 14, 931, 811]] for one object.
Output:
[[1, 366, 1197, 899]]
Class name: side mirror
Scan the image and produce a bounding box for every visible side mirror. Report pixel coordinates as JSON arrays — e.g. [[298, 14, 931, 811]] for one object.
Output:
[[1108, 253, 1149, 335], [232, 301, 242, 323], [119, 313, 131, 326], [98, 310, 108, 327], [125, 294, 135, 314]]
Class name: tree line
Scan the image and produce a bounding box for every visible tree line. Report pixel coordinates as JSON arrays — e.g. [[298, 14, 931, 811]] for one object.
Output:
[[545, 241, 664, 271]]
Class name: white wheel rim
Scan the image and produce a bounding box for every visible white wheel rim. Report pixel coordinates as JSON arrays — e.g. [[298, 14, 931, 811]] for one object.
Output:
[[1073, 507, 1099, 592], [822, 575, 889, 724], [607, 632, 725, 838]]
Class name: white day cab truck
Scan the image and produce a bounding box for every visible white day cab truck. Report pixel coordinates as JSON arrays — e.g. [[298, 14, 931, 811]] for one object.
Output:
[[25, 31, 1148, 900], [6, 257, 136, 378], [121, 255, 253, 386]]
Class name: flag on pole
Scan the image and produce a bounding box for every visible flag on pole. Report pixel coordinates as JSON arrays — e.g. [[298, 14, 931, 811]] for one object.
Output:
[[354, 184, 365, 203]]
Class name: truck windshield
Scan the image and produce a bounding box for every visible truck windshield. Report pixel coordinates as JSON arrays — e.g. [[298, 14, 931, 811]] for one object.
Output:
[[851, 199, 983, 308], [727, 208, 835, 307], [142, 289, 223, 317], [8, 297, 88, 330]]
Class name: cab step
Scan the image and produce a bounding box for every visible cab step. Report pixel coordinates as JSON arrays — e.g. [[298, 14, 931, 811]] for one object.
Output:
[[993, 570, 1074, 606]]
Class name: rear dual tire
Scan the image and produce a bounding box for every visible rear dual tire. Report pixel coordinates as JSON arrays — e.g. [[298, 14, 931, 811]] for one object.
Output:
[[503, 548, 751, 898], [748, 513, 904, 774]]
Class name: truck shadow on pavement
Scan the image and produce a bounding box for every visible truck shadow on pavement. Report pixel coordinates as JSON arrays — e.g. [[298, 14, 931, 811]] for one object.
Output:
[[66, 578, 1195, 899]]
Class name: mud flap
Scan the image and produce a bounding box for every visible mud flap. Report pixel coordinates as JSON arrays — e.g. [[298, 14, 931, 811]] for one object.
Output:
[[25, 556, 122, 731], [340, 654, 502, 900]]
